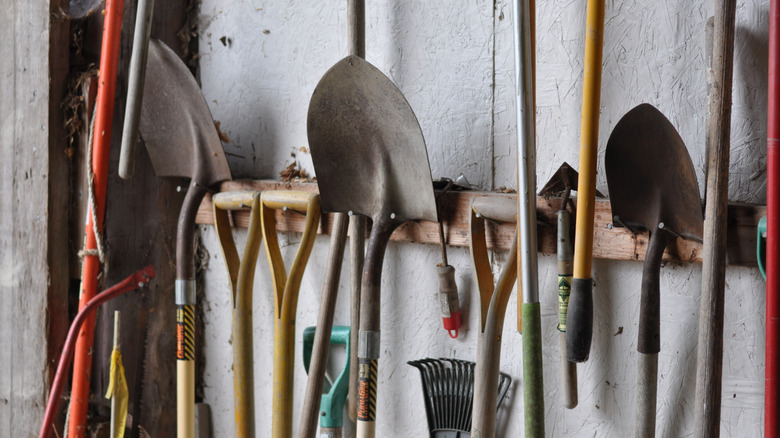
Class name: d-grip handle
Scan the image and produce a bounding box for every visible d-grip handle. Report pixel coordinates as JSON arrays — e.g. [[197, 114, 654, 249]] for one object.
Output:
[[566, 278, 593, 362]]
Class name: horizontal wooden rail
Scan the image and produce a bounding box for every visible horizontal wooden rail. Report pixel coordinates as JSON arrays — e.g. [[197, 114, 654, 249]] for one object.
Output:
[[195, 180, 765, 266]]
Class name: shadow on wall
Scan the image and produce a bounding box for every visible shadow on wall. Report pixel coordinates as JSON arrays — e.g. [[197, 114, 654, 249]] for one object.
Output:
[[731, 7, 769, 204]]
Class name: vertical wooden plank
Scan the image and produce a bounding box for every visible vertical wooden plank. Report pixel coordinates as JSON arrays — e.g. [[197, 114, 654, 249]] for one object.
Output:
[[78, 2, 190, 437], [0, 0, 70, 435]]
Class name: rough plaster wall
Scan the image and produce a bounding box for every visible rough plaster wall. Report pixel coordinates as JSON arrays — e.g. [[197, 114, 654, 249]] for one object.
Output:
[[197, 0, 770, 436]]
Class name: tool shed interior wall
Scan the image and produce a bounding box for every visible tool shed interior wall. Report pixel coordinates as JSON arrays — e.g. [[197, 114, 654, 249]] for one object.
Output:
[[195, 0, 768, 436]]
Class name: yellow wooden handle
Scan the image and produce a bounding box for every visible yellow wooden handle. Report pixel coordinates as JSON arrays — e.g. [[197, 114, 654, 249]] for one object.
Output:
[[212, 190, 259, 210], [470, 196, 517, 223], [261, 190, 320, 213], [177, 360, 195, 438], [260, 190, 322, 438]]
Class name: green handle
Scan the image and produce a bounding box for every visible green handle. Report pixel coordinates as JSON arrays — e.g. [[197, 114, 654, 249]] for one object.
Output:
[[302, 326, 351, 429], [522, 302, 545, 437]]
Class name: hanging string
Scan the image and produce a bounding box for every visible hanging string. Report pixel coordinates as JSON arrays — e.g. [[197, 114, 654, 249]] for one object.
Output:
[[77, 100, 107, 277]]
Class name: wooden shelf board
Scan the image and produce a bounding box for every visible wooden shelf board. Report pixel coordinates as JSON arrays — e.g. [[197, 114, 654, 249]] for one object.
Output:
[[195, 180, 766, 267]]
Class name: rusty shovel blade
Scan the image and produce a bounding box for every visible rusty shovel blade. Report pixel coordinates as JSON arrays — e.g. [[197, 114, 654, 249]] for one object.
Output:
[[139, 39, 231, 188], [605, 103, 703, 241], [307, 55, 437, 224]]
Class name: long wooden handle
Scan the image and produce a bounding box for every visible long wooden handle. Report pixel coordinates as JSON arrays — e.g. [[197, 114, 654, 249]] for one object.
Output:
[[348, 215, 365, 423], [471, 235, 518, 438], [299, 213, 349, 438], [261, 191, 322, 438], [636, 352, 659, 438], [557, 210, 578, 409], [693, 1, 736, 435], [346, 0, 366, 425], [213, 191, 263, 438], [355, 221, 394, 438], [568, 0, 605, 364]]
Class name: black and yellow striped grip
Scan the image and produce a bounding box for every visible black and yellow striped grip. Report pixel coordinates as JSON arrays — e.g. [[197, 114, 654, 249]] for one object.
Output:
[[357, 358, 377, 422], [177, 305, 195, 361]]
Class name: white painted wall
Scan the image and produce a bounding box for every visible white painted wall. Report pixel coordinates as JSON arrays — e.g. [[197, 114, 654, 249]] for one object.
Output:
[[196, 0, 769, 436]]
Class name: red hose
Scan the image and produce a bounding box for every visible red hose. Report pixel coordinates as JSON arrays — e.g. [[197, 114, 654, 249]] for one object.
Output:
[[768, 1, 780, 435], [39, 266, 155, 438], [68, 1, 125, 436]]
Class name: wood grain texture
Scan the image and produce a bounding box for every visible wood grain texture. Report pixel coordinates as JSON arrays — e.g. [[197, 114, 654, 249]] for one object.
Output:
[[196, 180, 765, 266], [0, 0, 70, 435], [694, 1, 738, 436]]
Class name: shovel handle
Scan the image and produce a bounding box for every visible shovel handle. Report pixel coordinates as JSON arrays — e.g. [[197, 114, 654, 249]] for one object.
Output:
[[261, 190, 321, 438], [118, 0, 155, 179], [213, 190, 263, 438], [566, 279, 593, 362], [348, 215, 366, 423], [213, 190, 260, 210], [636, 352, 659, 438], [557, 210, 578, 409], [569, 0, 605, 365], [298, 213, 349, 438]]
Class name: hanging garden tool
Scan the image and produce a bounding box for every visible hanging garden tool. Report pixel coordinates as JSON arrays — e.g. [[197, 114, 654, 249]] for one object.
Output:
[[605, 104, 703, 438], [567, 0, 606, 364], [409, 358, 511, 436], [538, 162, 599, 410], [300, 1, 366, 429], [511, 0, 545, 434], [302, 326, 351, 438], [308, 55, 438, 438], [259, 190, 321, 438], [69, 1, 125, 435], [298, 211, 349, 438], [435, 179, 461, 338], [469, 196, 518, 438], [765, 0, 780, 435], [212, 191, 264, 438], [693, 1, 737, 435], [106, 311, 129, 438], [138, 39, 232, 438], [119, 0, 155, 179], [40, 266, 155, 438]]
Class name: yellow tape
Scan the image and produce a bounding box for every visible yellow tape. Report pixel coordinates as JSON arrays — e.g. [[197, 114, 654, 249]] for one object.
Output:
[[105, 349, 128, 437]]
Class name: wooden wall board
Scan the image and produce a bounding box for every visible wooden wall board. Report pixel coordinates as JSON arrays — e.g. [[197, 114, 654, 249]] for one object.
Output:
[[0, 0, 70, 435], [197, 180, 766, 267]]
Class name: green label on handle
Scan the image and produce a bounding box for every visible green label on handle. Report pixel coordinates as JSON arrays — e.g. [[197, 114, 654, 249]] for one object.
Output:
[[558, 275, 571, 332]]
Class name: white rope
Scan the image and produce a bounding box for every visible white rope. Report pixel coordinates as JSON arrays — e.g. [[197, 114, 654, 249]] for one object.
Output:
[[77, 101, 107, 274]]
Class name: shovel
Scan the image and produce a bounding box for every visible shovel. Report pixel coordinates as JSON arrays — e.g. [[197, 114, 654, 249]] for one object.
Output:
[[469, 196, 518, 438], [604, 103, 703, 438], [567, 0, 606, 364], [694, 2, 737, 434], [138, 39, 232, 438], [538, 162, 597, 410], [259, 190, 322, 438], [307, 55, 438, 438], [212, 190, 264, 438]]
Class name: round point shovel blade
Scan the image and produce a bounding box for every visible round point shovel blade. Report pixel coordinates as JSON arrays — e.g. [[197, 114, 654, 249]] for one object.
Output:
[[307, 55, 437, 224], [139, 39, 231, 188], [605, 103, 703, 241]]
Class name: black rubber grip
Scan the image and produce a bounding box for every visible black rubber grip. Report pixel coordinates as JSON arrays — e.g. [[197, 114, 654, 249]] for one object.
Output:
[[566, 278, 593, 362]]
